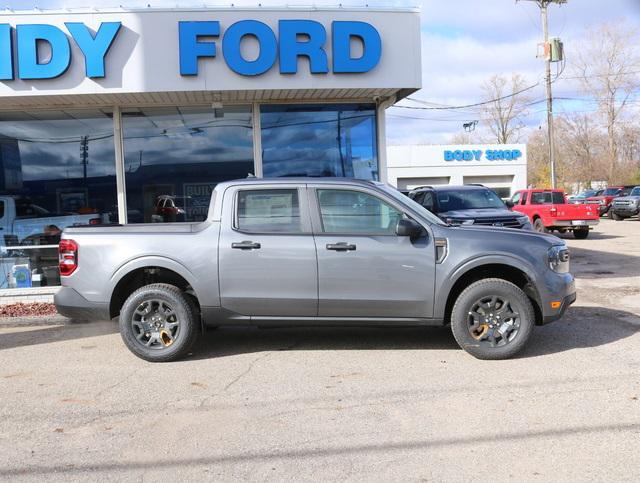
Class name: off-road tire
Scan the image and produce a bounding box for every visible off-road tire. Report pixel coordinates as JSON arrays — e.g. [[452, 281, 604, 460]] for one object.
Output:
[[119, 283, 200, 362], [450, 278, 535, 360], [573, 227, 589, 239]]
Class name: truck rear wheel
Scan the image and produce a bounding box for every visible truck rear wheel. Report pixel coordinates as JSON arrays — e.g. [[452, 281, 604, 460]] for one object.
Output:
[[533, 218, 548, 233], [573, 227, 589, 239], [450, 279, 535, 360], [119, 283, 200, 362]]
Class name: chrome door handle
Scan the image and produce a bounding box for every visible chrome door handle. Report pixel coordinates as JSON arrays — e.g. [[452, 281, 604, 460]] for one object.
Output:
[[326, 242, 356, 251], [232, 241, 261, 250]]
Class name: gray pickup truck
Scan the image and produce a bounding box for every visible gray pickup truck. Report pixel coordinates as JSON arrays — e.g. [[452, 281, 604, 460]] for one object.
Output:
[[55, 178, 576, 362]]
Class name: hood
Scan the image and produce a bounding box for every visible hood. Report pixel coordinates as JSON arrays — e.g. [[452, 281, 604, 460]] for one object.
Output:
[[441, 223, 561, 242], [613, 196, 640, 202], [438, 208, 522, 220]]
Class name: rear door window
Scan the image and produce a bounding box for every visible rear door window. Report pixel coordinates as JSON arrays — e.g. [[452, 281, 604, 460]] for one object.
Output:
[[236, 189, 302, 233]]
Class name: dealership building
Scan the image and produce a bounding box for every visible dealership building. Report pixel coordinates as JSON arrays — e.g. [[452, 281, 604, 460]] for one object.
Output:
[[0, 6, 421, 295], [387, 144, 528, 198]]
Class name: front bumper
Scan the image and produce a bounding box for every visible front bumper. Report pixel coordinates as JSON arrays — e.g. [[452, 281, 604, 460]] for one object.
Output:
[[612, 207, 639, 216], [54, 287, 111, 321], [541, 290, 577, 325], [598, 205, 609, 215]]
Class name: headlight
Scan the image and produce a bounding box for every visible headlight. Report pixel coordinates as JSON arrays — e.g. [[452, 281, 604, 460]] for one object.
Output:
[[446, 218, 474, 226], [517, 215, 529, 225], [599, 199, 606, 205], [548, 245, 570, 273]]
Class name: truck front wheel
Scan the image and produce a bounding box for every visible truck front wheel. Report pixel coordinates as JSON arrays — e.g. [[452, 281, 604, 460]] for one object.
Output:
[[450, 279, 535, 360], [119, 283, 200, 362], [610, 211, 623, 221]]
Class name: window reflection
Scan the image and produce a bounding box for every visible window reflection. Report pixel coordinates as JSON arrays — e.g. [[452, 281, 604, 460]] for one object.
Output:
[[122, 106, 254, 223], [261, 104, 378, 180], [0, 109, 117, 288]]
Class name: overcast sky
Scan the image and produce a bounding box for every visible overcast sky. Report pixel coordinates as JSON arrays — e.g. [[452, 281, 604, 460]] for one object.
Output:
[[4, 0, 640, 145]]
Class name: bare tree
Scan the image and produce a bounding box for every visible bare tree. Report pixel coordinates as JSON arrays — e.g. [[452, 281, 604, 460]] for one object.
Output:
[[572, 22, 640, 181], [481, 73, 532, 144], [555, 113, 607, 185], [448, 131, 476, 145]]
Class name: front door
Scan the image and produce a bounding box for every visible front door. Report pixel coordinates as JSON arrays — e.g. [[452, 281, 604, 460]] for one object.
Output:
[[218, 185, 317, 317], [311, 186, 435, 318]]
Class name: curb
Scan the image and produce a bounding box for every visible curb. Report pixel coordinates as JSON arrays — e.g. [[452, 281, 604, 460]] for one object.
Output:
[[0, 315, 76, 328]]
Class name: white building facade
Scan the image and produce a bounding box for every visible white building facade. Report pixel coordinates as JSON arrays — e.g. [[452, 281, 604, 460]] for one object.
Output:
[[387, 144, 528, 198]]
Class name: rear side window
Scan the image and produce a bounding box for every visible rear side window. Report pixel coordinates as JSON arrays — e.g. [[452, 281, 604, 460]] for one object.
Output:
[[236, 189, 301, 233], [531, 192, 564, 204]]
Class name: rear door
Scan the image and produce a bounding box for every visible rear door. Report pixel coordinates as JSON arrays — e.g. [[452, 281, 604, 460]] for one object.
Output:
[[218, 184, 318, 317], [309, 184, 435, 318]]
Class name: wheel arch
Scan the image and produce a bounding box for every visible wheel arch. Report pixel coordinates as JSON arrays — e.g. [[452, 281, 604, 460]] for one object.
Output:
[[438, 260, 543, 326], [109, 257, 202, 319]]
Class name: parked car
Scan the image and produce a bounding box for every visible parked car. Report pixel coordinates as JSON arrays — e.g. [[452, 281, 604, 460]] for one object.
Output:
[[408, 185, 532, 229], [56, 178, 576, 362], [0, 196, 101, 244], [610, 186, 640, 220], [569, 189, 603, 204], [154, 195, 186, 223], [584, 185, 636, 216], [510, 189, 599, 239]]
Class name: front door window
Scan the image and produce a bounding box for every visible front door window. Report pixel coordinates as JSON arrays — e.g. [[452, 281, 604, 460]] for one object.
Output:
[[316, 189, 402, 235]]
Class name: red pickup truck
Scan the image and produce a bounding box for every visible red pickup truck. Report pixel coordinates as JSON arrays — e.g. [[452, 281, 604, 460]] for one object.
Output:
[[509, 189, 599, 239]]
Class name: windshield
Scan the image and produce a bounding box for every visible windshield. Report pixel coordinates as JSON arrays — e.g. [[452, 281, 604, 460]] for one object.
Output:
[[631, 187, 640, 197], [436, 189, 505, 211], [380, 184, 446, 226], [604, 188, 621, 196], [577, 190, 598, 198]]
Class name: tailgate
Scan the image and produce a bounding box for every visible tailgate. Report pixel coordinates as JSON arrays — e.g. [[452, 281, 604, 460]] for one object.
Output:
[[553, 203, 599, 221]]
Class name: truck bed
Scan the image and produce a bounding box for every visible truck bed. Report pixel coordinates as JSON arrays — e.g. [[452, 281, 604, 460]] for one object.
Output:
[[64, 222, 205, 235]]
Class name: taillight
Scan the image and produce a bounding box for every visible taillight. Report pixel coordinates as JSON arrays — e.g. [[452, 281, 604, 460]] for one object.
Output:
[[89, 218, 101, 225], [59, 239, 78, 276]]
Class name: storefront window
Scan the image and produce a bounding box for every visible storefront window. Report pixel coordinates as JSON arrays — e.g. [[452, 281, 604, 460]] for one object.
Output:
[[0, 109, 117, 289], [260, 104, 378, 180], [122, 106, 253, 223]]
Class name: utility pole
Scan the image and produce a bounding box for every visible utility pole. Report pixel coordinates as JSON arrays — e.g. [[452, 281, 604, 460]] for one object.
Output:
[[519, 0, 566, 188], [80, 135, 89, 182]]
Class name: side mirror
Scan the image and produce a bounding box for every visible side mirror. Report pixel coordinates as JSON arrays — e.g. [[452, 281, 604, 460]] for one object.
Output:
[[396, 218, 423, 239], [505, 199, 515, 209]]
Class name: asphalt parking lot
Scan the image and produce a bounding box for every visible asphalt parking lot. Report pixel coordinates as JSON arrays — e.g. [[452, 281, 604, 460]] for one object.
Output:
[[1, 219, 639, 482]]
